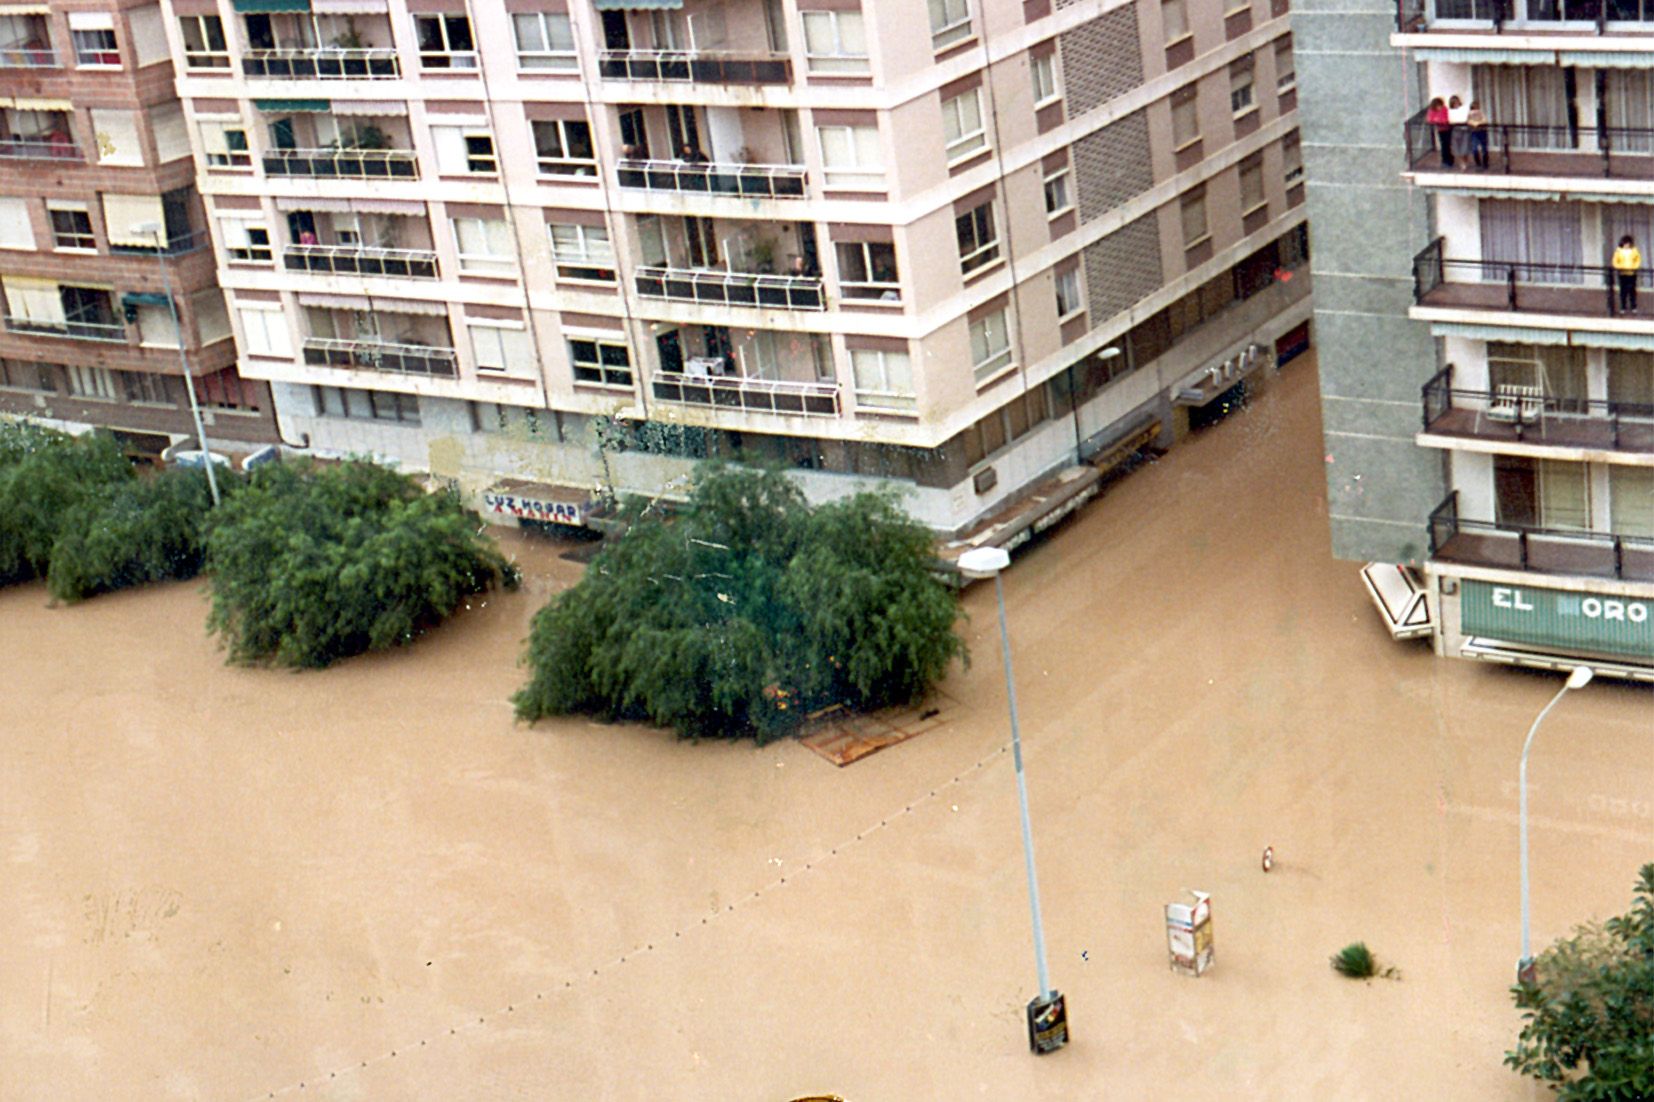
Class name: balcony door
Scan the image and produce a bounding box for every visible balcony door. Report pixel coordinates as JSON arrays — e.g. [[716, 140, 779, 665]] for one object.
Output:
[[1608, 350, 1654, 414], [1488, 342, 1587, 409], [1605, 70, 1654, 153], [1472, 65, 1570, 150], [1479, 199, 1583, 284], [665, 105, 702, 161]]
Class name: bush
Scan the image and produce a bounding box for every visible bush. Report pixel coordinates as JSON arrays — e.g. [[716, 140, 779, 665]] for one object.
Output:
[[46, 467, 224, 603], [0, 422, 133, 586], [514, 464, 965, 743], [1331, 942, 1378, 979], [204, 458, 519, 668]]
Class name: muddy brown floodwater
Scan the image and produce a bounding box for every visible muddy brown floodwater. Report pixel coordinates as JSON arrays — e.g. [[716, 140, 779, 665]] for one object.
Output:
[[2, 357, 1651, 1101]]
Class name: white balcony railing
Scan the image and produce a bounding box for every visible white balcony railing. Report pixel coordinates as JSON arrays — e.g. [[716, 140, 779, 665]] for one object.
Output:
[[4, 316, 126, 342], [616, 159, 807, 199], [634, 266, 825, 311], [302, 337, 457, 377], [0, 137, 81, 161], [262, 147, 419, 179], [652, 372, 841, 417], [597, 49, 791, 85], [242, 47, 401, 79], [284, 244, 438, 279]]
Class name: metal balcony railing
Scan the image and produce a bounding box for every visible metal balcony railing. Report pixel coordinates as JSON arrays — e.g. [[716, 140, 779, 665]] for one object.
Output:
[[0, 46, 58, 68], [652, 373, 840, 417], [1429, 491, 1654, 581], [598, 49, 791, 85], [262, 147, 419, 179], [1422, 364, 1654, 452], [1400, 0, 1654, 29], [1405, 108, 1654, 179], [241, 47, 401, 79], [1411, 236, 1652, 319], [0, 137, 81, 161], [635, 267, 825, 311], [284, 244, 438, 279], [302, 337, 456, 377], [616, 159, 807, 199], [3, 316, 126, 342]]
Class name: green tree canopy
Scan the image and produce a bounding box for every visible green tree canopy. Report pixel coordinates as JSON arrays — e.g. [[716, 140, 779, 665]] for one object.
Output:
[[1507, 864, 1654, 1100], [47, 466, 224, 603], [204, 458, 518, 668], [514, 464, 965, 743], [0, 421, 133, 586]]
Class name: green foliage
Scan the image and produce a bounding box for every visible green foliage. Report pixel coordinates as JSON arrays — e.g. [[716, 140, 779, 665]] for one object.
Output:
[[0, 421, 133, 586], [514, 464, 965, 744], [1507, 864, 1654, 1100], [204, 458, 519, 668], [1331, 942, 1378, 979], [46, 467, 225, 603]]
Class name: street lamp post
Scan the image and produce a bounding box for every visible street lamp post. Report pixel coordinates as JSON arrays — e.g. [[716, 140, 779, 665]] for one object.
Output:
[[1518, 664, 1594, 984], [134, 221, 220, 506], [1067, 347, 1120, 460], [956, 545, 1066, 1054]]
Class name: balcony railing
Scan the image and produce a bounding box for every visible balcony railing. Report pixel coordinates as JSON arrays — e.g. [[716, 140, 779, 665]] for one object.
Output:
[[1405, 109, 1654, 179], [302, 337, 456, 377], [1429, 491, 1654, 581], [0, 137, 81, 162], [241, 47, 401, 79], [616, 159, 807, 199], [284, 244, 439, 279], [635, 267, 825, 311], [1411, 236, 1646, 319], [262, 147, 419, 179], [597, 49, 791, 85], [0, 46, 58, 68], [1399, 0, 1654, 30], [3, 316, 126, 342], [652, 373, 840, 417], [1422, 364, 1654, 453]]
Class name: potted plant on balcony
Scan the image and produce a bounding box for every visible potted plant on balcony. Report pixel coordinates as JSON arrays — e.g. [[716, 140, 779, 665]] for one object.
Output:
[[750, 237, 778, 275], [330, 20, 365, 76]]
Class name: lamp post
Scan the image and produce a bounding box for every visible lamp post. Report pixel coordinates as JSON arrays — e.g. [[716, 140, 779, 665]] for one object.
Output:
[[1067, 346, 1120, 460], [135, 221, 219, 506], [1518, 664, 1593, 985], [956, 545, 1066, 1054]]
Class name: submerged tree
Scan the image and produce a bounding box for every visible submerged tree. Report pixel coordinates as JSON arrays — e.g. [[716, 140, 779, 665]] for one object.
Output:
[[204, 458, 518, 668], [0, 422, 133, 586], [514, 464, 964, 743], [47, 467, 223, 603]]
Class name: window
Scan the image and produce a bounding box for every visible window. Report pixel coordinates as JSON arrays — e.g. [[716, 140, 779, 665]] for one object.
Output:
[[1275, 36, 1295, 92], [415, 15, 476, 70], [1031, 52, 1059, 106], [1055, 268, 1082, 318], [1171, 85, 1200, 149], [512, 12, 576, 71], [432, 127, 497, 175], [955, 200, 999, 274], [941, 88, 987, 162], [469, 324, 533, 373], [451, 218, 517, 276], [836, 241, 900, 300], [199, 121, 250, 167], [72, 29, 119, 68], [929, 0, 973, 50], [312, 385, 419, 423], [817, 125, 883, 188], [472, 402, 549, 436], [67, 364, 116, 400], [1163, 0, 1190, 41], [220, 218, 272, 263], [0, 198, 33, 250], [548, 223, 616, 281], [1611, 465, 1654, 537], [1230, 59, 1255, 115], [532, 119, 596, 177], [969, 310, 1013, 383], [178, 15, 227, 69], [852, 348, 915, 410], [1180, 188, 1209, 247], [123, 370, 170, 404], [0, 360, 56, 392], [194, 369, 257, 412], [464, 134, 496, 174], [49, 207, 95, 251], [1283, 130, 1303, 186], [1239, 154, 1266, 214], [568, 338, 633, 388], [1043, 165, 1072, 216], [802, 11, 869, 74], [237, 305, 292, 358]]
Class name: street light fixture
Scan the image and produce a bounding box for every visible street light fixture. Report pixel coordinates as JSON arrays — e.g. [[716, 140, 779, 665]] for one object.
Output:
[[956, 545, 1066, 1054], [1517, 664, 1593, 985], [1068, 347, 1121, 460], [134, 221, 220, 506]]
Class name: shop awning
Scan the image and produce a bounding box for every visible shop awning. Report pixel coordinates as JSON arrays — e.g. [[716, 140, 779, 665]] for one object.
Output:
[[593, 0, 683, 8], [232, 0, 311, 12], [253, 98, 331, 113]]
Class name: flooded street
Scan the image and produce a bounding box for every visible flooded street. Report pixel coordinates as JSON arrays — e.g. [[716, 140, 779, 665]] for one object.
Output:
[[3, 357, 1650, 1100]]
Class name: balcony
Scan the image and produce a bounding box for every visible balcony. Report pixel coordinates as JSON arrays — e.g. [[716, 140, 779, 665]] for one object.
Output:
[[284, 244, 438, 280], [3, 316, 126, 343], [617, 158, 806, 199], [0, 136, 81, 162], [301, 337, 457, 377], [1398, 0, 1654, 30], [1412, 237, 1637, 320], [1422, 365, 1654, 453], [635, 267, 825, 311], [263, 147, 418, 180], [241, 48, 400, 80], [1405, 112, 1654, 181], [598, 50, 790, 85], [1429, 492, 1654, 581], [652, 372, 840, 416]]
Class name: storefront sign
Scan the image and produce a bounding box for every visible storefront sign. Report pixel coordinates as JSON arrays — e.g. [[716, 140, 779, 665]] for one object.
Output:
[[483, 491, 584, 527], [1461, 580, 1654, 660]]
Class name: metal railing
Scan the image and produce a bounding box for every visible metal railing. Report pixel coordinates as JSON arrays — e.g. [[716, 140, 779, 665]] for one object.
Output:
[[597, 49, 791, 85], [111, 230, 210, 257], [1429, 491, 1654, 580], [262, 147, 419, 179], [0, 46, 58, 68], [1405, 109, 1654, 178], [241, 47, 401, 79], [3, 315, 126, 342], [1401, 0, 1654, 29], [1411, 235, 1645, 317], [301, 337, 457, 377], [284, 244, 438, 279], [0, 137, 81, 161], [635, 267, 825, 311], [615, 158, 807, 199], [1422, 365, 1654, 450], [652, 373, 840, 417]]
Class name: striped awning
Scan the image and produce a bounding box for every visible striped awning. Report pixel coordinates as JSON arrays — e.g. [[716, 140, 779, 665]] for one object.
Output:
[[1411, 47, 1549, 64], [329, 100, 406, 117], [297, 293, 448, 316], [0, 96, 72, 111], [253, 98, 330, 113], [1440, 185, 1654, 205], [274, 196, 425, 215], [1558, 50, 1654, 68], [311, 0, 385, 10], [1430, 322, 1571, 346], [593, 0, 683, 8], [1564, 330, 1654, 350]]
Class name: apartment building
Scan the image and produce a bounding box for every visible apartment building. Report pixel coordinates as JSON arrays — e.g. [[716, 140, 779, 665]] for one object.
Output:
[[1299, 0, 1654, 676], [159, 0, 1309, 536], [0, 1, 276, 455]]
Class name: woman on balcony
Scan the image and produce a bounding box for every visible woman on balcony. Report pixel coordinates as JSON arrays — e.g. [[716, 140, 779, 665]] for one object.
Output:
[[1614, 236, 1641, 314], [1447, 96, 1470, 171], [1466, 100, 1489, 171], [1427, 97, 1453, 169]]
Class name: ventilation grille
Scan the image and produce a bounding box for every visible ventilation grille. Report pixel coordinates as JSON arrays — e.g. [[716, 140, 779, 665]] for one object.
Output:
[[1059, 7, 1143, 115], [1084, 214, 1164, 322], [1073, 110, 1153, 223]]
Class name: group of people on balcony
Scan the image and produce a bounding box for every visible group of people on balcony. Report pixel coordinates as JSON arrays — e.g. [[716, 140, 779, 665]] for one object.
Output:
[[1427, 96, 1490, 171]]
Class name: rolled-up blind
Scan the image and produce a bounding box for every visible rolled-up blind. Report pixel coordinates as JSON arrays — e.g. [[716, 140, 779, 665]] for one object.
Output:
[[2, 276, 66, 323], [102, 194, 167, 247]]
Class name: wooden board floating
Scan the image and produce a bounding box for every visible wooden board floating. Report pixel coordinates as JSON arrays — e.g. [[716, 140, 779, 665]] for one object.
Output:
[[798, 693, 957, 766]]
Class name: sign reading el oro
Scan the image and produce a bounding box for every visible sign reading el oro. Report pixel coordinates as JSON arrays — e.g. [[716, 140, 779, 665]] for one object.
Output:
[[1461, 580, 1654, 660]]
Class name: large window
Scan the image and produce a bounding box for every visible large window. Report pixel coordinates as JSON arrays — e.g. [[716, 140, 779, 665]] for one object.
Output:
[[802, 10, 869, 74], [178, 15, 228, 69], [195, 369, 257, 412], [236, 305, 292, 358], [451, 217, 516, 276], [851, 348, 915, 410], [0, 360, 56, 392], [1055, 268, 1083, 319], [817, 125, 884, 188], [836, 241, 900, 300], [49, 205, 95, 251], [469, 324, 533, 373], [220, 217, 272, 263], [1043, 164, 1072, 216], [929, 0, 973, 50], [123, 370, 171, 405], [472, 402, 549, 437], [313, 385, 421, 424], [432, 127, 497, 175], [415, 15, 476, 70], [72, 27, 119, 68], [67, 364, 116, 400], [548, 223, 616, 281], [512, 12, 576, 71], [569, 338, 633, 388], [955, 199, 999, 274], [532, 119, 596, 177], [1031, 52, 1060, 106], [1230, 58, 1256, 115], [199, 121, 250, 167], [969, 309, 1012, 382], [941, 88, 987, 162]]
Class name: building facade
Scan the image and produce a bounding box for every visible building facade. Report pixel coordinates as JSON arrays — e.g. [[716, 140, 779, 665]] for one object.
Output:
[[157, 0, 1309, 534], [1299, 0, 1654, 677], [0, 0, 277, 455]]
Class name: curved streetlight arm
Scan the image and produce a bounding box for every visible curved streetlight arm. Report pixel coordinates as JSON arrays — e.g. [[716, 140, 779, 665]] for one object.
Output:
[[1519, 667, 1593, 971]]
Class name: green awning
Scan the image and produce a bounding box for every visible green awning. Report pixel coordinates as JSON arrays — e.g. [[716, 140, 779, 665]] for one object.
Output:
[[593, 0, 683, 8], [253, 98, 330, 113], [232, 0, 310, 12], [121, 292, 172, 308]]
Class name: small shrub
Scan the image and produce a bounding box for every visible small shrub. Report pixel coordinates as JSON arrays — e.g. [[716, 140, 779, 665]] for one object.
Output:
[[0, 422, 133, 586], [46, 467, 226, 603], [1332, 942, 1378, 979]]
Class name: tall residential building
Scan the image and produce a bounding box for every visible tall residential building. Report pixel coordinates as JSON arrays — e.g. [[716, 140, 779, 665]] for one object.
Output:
[[0, 1, 276, 456], [1300, 0, 1654, 677], [160, 0, 1309, 536]]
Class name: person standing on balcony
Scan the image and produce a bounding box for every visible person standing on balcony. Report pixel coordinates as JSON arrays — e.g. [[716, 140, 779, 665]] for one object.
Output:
[[1447, 96, 1470, 170], [1614, 235, 1641, 313], [1467, 100, 1489, 170], [1427, 97, 1453, 168]]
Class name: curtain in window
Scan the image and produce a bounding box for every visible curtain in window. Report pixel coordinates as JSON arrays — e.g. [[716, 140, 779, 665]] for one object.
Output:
[[1539, 459, 1592, 530], [1606, 70, 1654, 153], [1479, 199, 1582, 283], [1472, 65, 1570, 150], [1610, 465, 1654, 536], [1608, 350, 1654, 412]]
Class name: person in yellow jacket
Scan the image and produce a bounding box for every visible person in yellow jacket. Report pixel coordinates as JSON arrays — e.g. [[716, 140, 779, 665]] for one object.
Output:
[[1613, 235, 1642, 314]]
